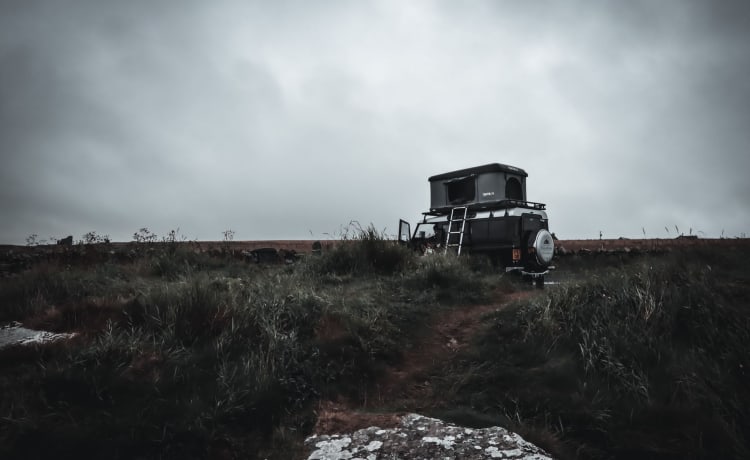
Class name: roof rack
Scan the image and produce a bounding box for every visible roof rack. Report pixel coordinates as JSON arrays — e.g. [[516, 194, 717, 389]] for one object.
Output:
[[423, 199, 546, 217]]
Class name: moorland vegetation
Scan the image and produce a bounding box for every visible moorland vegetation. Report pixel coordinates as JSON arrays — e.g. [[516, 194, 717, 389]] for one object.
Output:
[[0, 228, 748, 459]]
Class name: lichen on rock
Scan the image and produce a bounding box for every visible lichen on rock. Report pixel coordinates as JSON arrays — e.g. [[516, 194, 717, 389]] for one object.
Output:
[[305, 413, 552, 459], [0, 322, 77, 349]]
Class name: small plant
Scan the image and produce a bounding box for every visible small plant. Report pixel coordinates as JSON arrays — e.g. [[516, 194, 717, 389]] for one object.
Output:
[[221, 229, 235, 255], [81, 231, 109, 245], [132, 227, 158, 244], [162, 228, 185, 244], [160, 227, 186, 256]]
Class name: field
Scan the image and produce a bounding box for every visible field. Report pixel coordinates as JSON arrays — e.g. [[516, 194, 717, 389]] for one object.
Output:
[[1, 232, 749, 459]]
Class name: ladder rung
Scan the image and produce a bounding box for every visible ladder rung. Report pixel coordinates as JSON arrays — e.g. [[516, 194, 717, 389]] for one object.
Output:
[[445, 206, 468, 255]]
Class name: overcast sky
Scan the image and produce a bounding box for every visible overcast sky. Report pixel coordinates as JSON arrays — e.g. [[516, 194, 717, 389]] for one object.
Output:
[[2, 0, 749, 244]]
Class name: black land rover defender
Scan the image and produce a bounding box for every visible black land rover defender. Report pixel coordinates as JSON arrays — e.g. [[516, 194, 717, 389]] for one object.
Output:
[[398, 163, 554, 285]]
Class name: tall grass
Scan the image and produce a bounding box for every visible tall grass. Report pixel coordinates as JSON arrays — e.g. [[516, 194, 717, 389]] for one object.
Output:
[[405, 253, 495, 304], [1, 272, 325, 459], [0, 262, 136, 324], [0, 226, 498, 459], [306, 223, 415, 276], [439, 247, 750, 459]]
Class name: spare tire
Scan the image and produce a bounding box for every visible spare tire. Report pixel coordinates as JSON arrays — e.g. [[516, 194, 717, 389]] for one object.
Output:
[[530, 229, 555, 267]]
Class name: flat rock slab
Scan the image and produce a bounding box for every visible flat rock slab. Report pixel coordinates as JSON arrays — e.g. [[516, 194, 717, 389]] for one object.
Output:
[[305, 413, 552, 460], [0, 322, 77, 349]]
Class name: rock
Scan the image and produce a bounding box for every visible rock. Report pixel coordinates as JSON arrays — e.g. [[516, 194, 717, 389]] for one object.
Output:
[[244, 247, 280, 263], [0, 323, 78, 350], [57, 235, 73, 245], [305, 413, 552, 460]]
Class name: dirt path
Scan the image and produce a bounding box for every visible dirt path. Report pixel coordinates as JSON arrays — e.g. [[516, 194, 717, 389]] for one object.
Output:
[[313, 290, 536, 435]]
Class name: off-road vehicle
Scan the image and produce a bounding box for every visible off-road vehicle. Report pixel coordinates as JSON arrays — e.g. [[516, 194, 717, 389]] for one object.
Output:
[[398, 163, 554, 285]]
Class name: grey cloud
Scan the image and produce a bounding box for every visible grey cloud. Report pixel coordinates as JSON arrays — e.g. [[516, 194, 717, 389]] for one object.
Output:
[[1, 1, 749, 243]]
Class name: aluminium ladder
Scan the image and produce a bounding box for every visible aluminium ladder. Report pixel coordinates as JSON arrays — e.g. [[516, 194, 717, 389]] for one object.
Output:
[[445, 206, 468, 255]]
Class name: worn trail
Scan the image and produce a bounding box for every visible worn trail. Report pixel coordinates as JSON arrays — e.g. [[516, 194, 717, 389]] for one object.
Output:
[[313, 290, 536, 435]]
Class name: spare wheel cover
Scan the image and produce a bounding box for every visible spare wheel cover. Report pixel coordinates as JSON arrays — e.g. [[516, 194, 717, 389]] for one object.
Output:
[[532, 229, 555, 266]]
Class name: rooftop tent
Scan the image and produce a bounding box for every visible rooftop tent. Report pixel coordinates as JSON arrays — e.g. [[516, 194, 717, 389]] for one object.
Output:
[[505, 177, 523, 200], [428, 163, 528, 182], [428, 163, 529, 213], [445, 175, 476, 204]]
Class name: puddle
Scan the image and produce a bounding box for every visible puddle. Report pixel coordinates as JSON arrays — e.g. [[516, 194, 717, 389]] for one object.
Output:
[[0, 322, 78, 349]]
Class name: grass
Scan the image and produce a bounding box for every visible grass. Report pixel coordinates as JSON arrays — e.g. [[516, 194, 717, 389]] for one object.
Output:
[[304, 223, 415, 276], [437, 246, 750, 459], [0, 227, 497, 459], [2, 234, 748, 459]]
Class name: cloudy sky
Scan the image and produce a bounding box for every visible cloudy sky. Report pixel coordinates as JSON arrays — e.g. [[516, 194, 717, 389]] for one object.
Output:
[[1, 0, 749, 244]]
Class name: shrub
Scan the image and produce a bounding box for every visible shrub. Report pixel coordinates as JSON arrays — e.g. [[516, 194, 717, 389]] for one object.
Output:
[[0, 263, 124, 323], [308, 223, 415, 276], [1, 271, 329, 458], [405, 253, 493, 304]]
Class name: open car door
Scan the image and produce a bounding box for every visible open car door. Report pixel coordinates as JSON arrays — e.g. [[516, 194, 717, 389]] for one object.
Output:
[[398, 219, 411, 245]]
